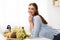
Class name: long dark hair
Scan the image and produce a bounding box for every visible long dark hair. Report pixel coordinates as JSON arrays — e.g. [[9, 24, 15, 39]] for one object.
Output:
[[29, 3, 48, 24]]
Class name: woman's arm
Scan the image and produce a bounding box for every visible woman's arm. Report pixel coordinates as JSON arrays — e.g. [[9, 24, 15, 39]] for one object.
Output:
[[29, 22, 34, 32], [31, 15, 42, 38], [28, 15, 34, 32]]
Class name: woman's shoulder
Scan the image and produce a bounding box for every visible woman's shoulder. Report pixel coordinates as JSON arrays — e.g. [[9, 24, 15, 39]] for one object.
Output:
[[33, 15, 42, 21], [34, 15, 40, 19], [33, 15, 42, 22]]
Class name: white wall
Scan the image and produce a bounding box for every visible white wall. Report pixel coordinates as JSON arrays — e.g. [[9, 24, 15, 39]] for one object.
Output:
[[47, 0, 60, 29]]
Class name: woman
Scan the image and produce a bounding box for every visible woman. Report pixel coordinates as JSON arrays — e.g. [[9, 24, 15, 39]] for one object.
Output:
[[28, 3, 48, 38]]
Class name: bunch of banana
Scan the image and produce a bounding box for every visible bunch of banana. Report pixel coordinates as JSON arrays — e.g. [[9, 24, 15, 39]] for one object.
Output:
[[3, 26, 31, 40], [16, 27, 31, 40]]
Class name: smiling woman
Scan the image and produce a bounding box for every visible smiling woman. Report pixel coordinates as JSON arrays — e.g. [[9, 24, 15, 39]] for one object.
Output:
[[28, 3, 48, 38]]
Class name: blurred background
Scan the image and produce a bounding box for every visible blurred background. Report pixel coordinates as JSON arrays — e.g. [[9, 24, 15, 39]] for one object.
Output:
[[0, 0, 60, 33]]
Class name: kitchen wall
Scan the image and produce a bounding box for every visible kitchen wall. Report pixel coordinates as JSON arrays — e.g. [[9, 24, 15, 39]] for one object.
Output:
[[47, 0, 60, 29]]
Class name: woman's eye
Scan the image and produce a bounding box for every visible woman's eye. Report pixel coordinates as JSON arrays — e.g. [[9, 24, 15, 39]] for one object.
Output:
[[31, 8, 34, 10], [28, 7, 34, 10]]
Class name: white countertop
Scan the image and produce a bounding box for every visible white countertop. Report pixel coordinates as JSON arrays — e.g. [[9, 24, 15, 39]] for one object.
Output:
[[24, 38, 51, 40], [0, 34, 6, 40], [7, 38, 51, 40], [0, 34, 51, 40]]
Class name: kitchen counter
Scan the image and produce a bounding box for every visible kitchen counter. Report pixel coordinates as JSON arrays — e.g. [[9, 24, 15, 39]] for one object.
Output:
[[7, 38, 51, 40]]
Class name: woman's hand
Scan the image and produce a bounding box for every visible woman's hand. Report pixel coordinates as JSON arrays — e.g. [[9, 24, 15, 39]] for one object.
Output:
[[28, 15, 33, 23], [28, 15, 34, 32]]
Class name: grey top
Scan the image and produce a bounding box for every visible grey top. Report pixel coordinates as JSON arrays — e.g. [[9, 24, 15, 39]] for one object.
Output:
[[30, 15, 55, 39], [31, 15, 45, 37]]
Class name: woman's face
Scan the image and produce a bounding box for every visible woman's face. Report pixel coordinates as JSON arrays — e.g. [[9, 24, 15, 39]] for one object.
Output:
[[28, 5, 36, 16]]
